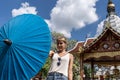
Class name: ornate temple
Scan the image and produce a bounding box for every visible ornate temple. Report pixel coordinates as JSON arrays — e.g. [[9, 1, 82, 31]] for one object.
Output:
[[69, 0, 120, 79]]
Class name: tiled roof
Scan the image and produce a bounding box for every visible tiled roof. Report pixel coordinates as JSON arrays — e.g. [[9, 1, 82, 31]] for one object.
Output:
[[68, 38, 95, 53], [68, 41, 84, 53]]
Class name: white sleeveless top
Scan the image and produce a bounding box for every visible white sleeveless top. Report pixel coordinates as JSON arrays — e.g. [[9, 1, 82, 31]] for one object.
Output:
[[48, 53, 70, 77]]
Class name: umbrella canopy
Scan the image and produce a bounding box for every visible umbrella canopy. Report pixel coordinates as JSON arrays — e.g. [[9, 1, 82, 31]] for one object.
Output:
[[0, 14, 51, 80]]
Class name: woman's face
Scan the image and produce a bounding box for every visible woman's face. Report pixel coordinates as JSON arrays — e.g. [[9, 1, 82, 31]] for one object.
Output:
[[57, 40, 67, 51]]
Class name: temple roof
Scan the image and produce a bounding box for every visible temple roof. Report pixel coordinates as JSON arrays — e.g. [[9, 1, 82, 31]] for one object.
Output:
[[69, 26, 120, 54], [104, 14, 120, 33]]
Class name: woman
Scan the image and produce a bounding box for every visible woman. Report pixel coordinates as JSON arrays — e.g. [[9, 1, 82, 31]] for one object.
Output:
[[46, 36, 74, 80]]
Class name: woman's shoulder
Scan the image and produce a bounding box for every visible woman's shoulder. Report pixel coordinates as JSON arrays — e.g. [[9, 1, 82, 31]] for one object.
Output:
[[67, 53, 74, 63], [67, 52, 73, 58]]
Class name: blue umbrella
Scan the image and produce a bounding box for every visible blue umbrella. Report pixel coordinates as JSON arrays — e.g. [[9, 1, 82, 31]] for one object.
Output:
[[0, 14, 51, 80]]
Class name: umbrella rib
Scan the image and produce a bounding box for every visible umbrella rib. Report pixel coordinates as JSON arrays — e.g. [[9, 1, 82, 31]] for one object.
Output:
[[13, 46, 43, 79], [0, 31, 6, 39], [16, 43, 49, 54], [14, 46, 38, 72], [10, 48, 19, 80], [13, 48, 29, 79], [3, 26, 8, 38], [8, 52, 11, 80], [15, 45, 43, 66], [16, 38, 50, 43], [17, 32, 50, 42], [0, 55, 8, 80], [0, 46, 10, 79]]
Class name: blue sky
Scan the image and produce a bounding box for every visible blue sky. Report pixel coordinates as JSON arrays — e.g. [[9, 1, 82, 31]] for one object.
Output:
[[0, 0, 120, 41]]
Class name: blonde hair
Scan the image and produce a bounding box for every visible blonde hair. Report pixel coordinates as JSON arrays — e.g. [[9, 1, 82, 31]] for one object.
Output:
[[56, 36, 67, 44]]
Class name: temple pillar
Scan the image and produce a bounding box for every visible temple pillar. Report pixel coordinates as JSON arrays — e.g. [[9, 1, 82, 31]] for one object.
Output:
[[80, 54, 84, 80], [91, 59, 94, 80]]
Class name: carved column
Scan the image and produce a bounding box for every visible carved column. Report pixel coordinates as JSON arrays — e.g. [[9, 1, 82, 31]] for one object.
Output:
[[91, 59, 94, 80], [80, 53, 84, 80]]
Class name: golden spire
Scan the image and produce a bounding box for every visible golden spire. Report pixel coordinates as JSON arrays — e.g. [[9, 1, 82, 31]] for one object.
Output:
[[107, 0, 115, 16], [108, 0, 115, 7]]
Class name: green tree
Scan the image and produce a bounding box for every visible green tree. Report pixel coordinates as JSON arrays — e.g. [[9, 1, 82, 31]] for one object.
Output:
[[73, 55, 80, 80], [84, 64, 91, 78]]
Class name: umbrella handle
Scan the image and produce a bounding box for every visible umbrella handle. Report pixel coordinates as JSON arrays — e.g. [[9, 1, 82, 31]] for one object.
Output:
[[4, 39, 12, 46]]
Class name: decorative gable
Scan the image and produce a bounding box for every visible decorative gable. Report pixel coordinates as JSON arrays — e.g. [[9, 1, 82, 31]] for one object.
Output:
[[84, 28, 120, 53]]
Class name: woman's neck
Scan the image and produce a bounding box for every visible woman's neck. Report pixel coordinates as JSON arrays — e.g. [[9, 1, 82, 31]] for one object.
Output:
[[57, 50, 66, 53]]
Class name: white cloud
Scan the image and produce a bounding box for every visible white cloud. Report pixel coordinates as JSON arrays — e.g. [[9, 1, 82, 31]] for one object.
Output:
[[95, 20, 104, 37], [46, 0, 98, 38], [12, 2, 37, 17]]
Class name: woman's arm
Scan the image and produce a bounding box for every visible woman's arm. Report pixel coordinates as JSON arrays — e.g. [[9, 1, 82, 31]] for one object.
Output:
[[49, 50, 54, 58], [68, 54, 74, 80]]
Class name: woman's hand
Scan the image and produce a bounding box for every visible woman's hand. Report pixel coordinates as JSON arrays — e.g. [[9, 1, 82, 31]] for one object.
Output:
[[49, 50, 55, 58]]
